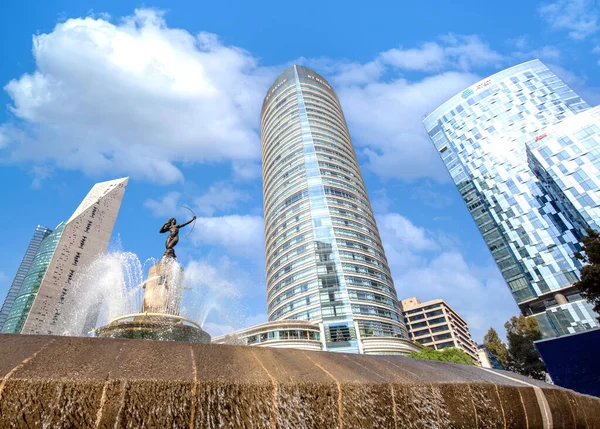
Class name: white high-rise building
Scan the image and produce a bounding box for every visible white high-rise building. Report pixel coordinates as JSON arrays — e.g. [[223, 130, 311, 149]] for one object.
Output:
[[259, 65, 418, 354], [1, 177, 128, 335]]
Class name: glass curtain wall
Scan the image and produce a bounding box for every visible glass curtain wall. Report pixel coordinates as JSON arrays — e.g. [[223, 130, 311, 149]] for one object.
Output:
[[0, 225, 52, 330], [2, 223, 65, 334], [423, 60, 598, 337], [262, 65, 408, 352]]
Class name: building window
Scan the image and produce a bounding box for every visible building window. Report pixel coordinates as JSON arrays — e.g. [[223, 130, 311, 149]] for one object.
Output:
[[434, 333, 453, 341], [428, 316, 446, 325], [426, 309, 444, 318]]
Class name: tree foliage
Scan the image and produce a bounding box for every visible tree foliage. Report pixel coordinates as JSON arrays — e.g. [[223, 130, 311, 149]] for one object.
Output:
[[574, 228, 600, 322], [504, 315, 546, 380], [407, 347, 474, 366], [483, 327, 508, 368]]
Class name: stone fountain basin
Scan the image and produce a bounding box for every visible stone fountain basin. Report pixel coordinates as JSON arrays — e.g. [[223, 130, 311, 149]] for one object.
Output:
[[0, 334, 598, 428]]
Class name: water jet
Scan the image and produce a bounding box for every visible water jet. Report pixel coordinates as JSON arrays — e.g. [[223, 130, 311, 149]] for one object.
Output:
[[93, 214, 210, 343]]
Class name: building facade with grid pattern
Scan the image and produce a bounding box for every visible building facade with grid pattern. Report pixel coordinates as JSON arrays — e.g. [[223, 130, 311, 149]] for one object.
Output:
[[423, 60, 599, 338], [261, 65, 416, 354]]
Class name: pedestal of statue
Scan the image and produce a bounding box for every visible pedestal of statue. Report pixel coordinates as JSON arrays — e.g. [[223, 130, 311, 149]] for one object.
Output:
[[141, 257, 184, 315]]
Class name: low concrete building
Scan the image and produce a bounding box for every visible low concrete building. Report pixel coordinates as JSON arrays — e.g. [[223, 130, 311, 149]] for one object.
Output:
[[212, 320, 322, 351], [400, 297, 480, 364]]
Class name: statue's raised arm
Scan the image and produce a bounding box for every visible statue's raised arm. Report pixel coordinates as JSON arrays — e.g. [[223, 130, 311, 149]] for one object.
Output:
[[177, 216, 196, 229]]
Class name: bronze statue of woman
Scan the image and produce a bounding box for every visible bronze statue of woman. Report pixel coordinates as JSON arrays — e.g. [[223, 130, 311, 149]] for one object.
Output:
[[160, 215, 196, 259]]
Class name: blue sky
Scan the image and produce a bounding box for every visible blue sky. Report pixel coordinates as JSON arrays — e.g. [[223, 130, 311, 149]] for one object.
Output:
[[1, 0, 599, 341]]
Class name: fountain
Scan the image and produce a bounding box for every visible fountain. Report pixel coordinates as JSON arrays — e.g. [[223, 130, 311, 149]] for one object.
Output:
[[2, 211, 600, 426], [93, 214, 211, 343]]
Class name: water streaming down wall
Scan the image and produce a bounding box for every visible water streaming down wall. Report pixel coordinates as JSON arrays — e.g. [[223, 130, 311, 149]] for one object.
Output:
[[1, 334, 599, 427]]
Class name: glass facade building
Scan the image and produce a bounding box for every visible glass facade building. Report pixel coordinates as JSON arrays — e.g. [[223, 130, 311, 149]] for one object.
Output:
[[2, 223, 65, 334], [261, 65, 412, 353], [423, 60, 599, 338], [0, 225, 53, 330], [527, 106, 600, 231]]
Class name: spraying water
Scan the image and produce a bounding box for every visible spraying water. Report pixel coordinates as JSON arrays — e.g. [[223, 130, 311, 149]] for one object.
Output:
[[55, 250, 224, 337]]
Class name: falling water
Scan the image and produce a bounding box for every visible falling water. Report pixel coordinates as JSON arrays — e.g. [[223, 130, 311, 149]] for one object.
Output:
[[52, 250, 244, 338], [54, 251, 147, 335]]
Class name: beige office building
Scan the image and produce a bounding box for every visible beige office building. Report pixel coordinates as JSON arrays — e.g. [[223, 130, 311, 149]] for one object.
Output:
[[401, 297, 480, 364]]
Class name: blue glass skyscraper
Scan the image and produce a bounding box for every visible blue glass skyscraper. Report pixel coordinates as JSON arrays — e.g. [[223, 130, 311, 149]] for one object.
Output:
[[0, 225, 53, 330], [423, 60, 598, 338]]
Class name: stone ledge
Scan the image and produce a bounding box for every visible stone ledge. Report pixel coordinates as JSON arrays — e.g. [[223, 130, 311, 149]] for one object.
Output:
[[0, 334, 598, 428]]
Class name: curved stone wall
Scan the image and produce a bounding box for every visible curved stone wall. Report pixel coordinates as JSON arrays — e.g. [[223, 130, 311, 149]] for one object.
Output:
[[0, 334, 598, 428]]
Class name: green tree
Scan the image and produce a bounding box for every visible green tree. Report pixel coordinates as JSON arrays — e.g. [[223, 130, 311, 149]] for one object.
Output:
[[504, 315, 546, 380], [574, 228, 600, 322], [407, 347, 474, 365], [483, 327, 508, 368]]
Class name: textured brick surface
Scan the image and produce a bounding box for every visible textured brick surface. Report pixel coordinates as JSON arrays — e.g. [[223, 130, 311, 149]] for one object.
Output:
[[0, 334, 598, 428]]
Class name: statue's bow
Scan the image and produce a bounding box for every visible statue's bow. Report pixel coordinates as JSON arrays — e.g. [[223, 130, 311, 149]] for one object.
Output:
[[180, 205, 197, 238]]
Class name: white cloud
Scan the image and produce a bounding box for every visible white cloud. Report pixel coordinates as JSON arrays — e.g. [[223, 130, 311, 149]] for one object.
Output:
[[191, 214, 264, 260], [185, 258, 241, 298], [144, 181, 252, 218], [509, 36, 563, 63], [379, 34, 504, 72], [377, 213, 439, 253], [29, 165, 53, 189], [335, 71, 480, 181], [370, 189, 392, 214], [327, 60, 385, 86], [2, 9, 275, 184], [539, 0, 599, 40], [410, 182, 454, 209], [232, 160, 262, 181], [377, 213, 518, 342], [4, 14, 590, 187], [144, 189, 263, 259], [144, 191, 182, 218], [194, 181, 251, 216]]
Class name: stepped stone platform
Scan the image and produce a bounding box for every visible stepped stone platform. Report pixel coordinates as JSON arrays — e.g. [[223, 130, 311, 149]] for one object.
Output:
[[0, 334, 599, 428]]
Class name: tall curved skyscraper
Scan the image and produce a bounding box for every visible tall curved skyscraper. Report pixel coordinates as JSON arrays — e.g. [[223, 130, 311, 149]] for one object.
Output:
[[261, 65, 415, 354]]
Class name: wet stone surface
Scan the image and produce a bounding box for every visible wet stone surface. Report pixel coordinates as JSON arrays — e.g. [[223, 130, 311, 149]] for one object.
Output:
[[0, 334, 599, 428]]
